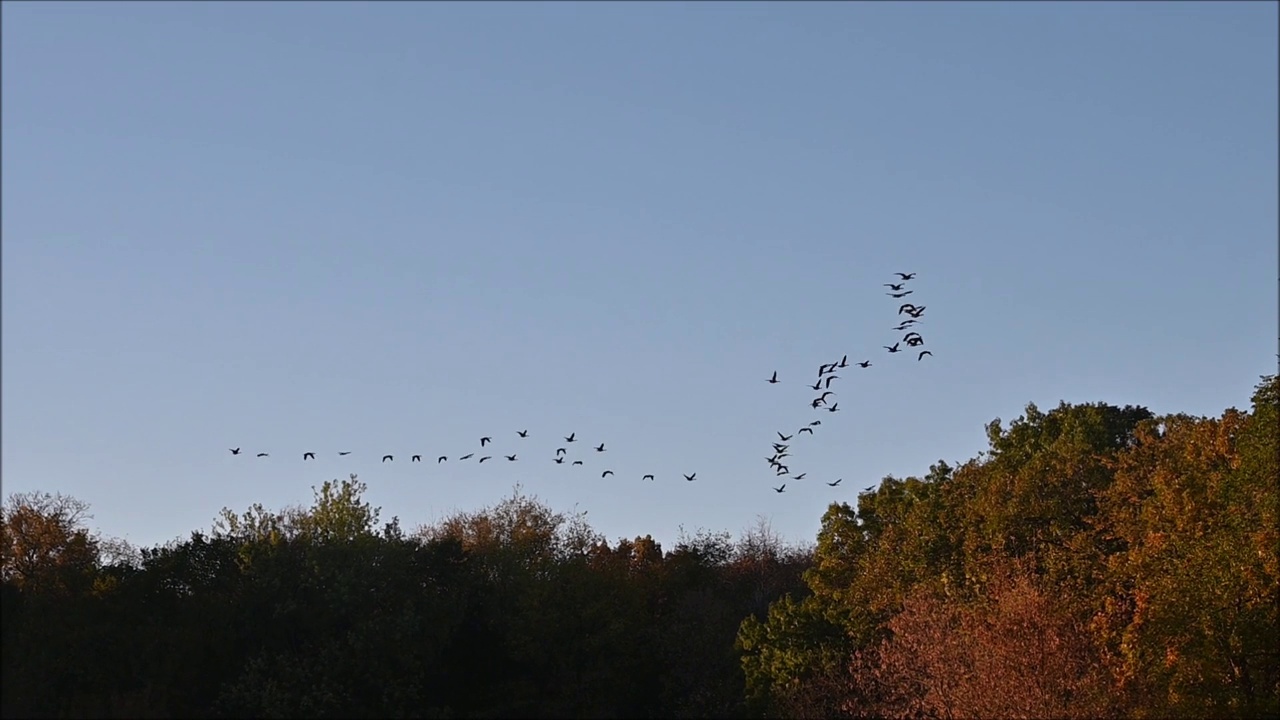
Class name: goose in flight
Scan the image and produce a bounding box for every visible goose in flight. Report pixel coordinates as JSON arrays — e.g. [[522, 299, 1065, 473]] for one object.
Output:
[[918, 350, 933, 361], [602, 470, 614, 478], [517, 429, 529, 437], [811, 397, 825, 409], [794, 473, 807, 480], [898, 303, 919, 315], [906, 306, 927, 318], [556, 447, 567, 456], [824, 375, 839, 389], [857, 360, 872, 368], [411, 455, 422, 462], [828, 478, 843, 487], [595, 443, 606, 452], [772, 442, 789, 452], [773, 485, 786, 493], [382, 455, 393, 463], [778, 432, 793, 441], [573, 460, 584, 466], [839, 355, 850, 368], [887, 291, 914, 299], [809, 420, 822, 426], [256, 452, 269, 458], [819, 391, 836, 403], [810, 380, 824, 391], [303, 452, 316, 460], [565, 433, 577, 443], [437, 456, 448, 463], [827, 403, 841, 413], [459, 453, 474, 460], [338, 451, 352, 456], [505, 454, 517, 461], [798, 427, 814, 435], [554, 457, 565, 464], [479, 456, 492, 463], [884, 343, 902, 353], [480, 437, 492, 447], [884, 282, 906, 291], [642, 474, 654, 481], [895, 272, 917, 280], [767, 371, 780, 384], [684, 473, 697, 482], [230, 448, 241, 455]]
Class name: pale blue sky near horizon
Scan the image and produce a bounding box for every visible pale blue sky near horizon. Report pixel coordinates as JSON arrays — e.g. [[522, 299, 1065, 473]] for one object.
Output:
[[3, 1, 1277, 553]]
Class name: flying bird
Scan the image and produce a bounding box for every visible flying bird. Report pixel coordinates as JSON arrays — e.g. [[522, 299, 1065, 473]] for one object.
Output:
[[554, 457, 565, 464], [303, 452, 316, 460], [602, 470, 614, 478], [505, 454, 517, 461], [918, 350, 933, 361], [556, 447, 567, 456], [809, 420, 822, 426], [767, 371, 780, 384], [479, 456, 492, 463], [839, 355, 849, 368], [887, 291, 914, 299], [809, 380, 824, 391], [517, 430, 529, 437], [898, 303, 919, 315], [778, 432, 793, 441], [819, 391, 835, 403], [480, 437, 492, 447], [565, 433, 577, 443], [895, 272, 917, 280], [642, 474, 654, 481], [824, 375, 839, 389], [338, 451, 352, 456], [773, 485, 786, 493], [827, 403, 840, 413], [684, 473, 697, 482], [811, 398, 825, 409], [411, 455, 421, 462], [256, 453, 269, 458], [573, 460, 584, 466], [884, 343, 902, 353], [595, 443, 606, 452], [828, 478, 843, 487], [884, 283, 906, 291], [437, 456, 447, 463], [858, 360, 872, 368], [382, 455, 393, 463], [230, 448, 241, 455], [794, 473, 807, 480], [906, 306, 927, 318], [799, 427, 814, 435], [459, 453, 474, 460]]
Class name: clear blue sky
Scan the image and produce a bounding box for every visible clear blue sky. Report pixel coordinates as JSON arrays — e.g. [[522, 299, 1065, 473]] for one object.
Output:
[[3, 1, 1277, 553]]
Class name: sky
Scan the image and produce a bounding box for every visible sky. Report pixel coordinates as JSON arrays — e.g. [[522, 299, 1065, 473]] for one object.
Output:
[[3, 1, 1277, 554]]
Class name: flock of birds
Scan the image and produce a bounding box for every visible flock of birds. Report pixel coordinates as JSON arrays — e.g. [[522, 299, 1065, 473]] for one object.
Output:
[[227, 273, 934, 495], [762, 272, 931, 494]]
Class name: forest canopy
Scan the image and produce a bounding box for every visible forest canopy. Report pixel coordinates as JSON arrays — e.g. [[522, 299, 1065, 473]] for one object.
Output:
[[3, 375, 1276, 719]]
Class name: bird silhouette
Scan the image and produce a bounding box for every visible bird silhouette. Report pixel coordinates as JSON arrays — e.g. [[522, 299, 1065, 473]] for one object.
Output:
[[895, 272, 917, 280], [642, 474, 654, 481], [412, 455, 422, 462], [839, 355, 849, 368], [480, 437, 492, 447], [773, 485, 786, 493], [811, 398, 825, 409], [884, 343, 902, 353], [884, 283, 906, 291], [906, 306, 926, 318], [382, 455, 393, 463], [775, 465, 789, 475], [809, 380, 824, 391], [595, 443, 606, 452], [517, 429, 529, 437], [554, 457, 565, 464], [918, 350, 933, 361], [794, 473, 807, 480], [338, 451, 352, 456], [256, 452, 269, 458], [819, 391, 835, 403], [505, 454, 517, 461], [602, 470, 614, 478], [827, 403, 840, 413], [772, 443, 789, 452], [778, 432, 793, 441], [767, 371, 780, 384], [887, 291, 914, 299], [479, 456, 492, 463], [824, 375, 839, 389], [828, 478, 843, 487], [303, 452, 316, 460], [897, 303, 919, 315], [230, 448, 241, 455], [684, 473, 697, 482], [556, 447, 567, 456], [565, 433, 577, 443], [437, 456, 447, 463], [573, 460, 584, 466], [459, 453, 474, 460], [858, 360, 872, 368], [799, 427, 814, 435], [809, 420, 822, 426]]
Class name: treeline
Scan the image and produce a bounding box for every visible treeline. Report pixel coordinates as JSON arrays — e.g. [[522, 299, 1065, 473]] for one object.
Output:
[[2, 375, 1276, 718]]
